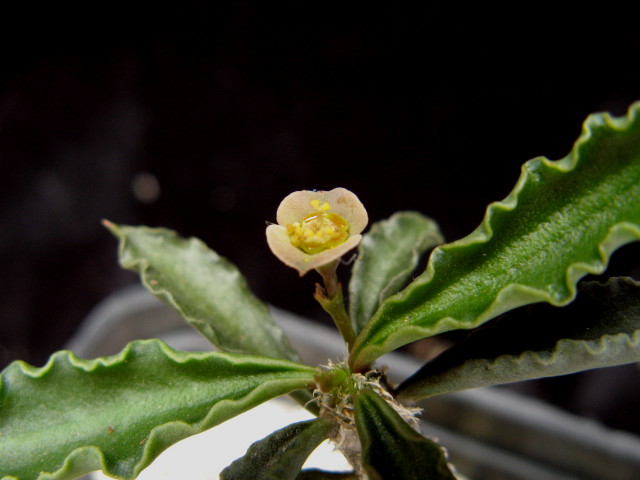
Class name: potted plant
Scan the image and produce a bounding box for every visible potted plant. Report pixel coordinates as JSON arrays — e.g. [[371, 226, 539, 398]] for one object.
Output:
[[2, 101, 640, 480], [66, 285, 640, 480]]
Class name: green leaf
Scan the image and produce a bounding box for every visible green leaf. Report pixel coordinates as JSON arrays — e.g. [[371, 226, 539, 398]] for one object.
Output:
[[350, 101, 640, 371], [354, 389, 457, 480], [397, 277, 640, 401], [296, 470, 358, 479], [0, 339, 316, 480], [349, 212, 444, 333], [221, 418, 334, 480], [103, 223, 317, 413], [103, 222, 302, 362]]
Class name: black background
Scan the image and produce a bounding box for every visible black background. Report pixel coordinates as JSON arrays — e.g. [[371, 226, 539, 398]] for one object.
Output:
[[1, 4, 639, 433]]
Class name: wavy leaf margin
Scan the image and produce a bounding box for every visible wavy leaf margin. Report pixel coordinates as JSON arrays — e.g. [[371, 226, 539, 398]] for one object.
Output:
[[351, 101, 640, 371], [0, 340, 316, 480], [349, 211, 444, 333], [104, 221, 303, 363], [396, 277, 640, 400]]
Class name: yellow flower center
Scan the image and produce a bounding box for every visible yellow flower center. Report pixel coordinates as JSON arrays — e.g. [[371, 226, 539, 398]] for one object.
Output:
[[286, 200, 349, 254]]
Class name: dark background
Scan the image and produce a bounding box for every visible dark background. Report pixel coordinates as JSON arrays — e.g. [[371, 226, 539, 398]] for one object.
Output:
[[1, 5, 639, 433]]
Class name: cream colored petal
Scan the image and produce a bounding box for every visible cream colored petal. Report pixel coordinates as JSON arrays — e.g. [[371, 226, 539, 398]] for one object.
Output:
[[266, 225, 309, 273], [302, 234, 362, 272], [321, 187, 368, 235], [266, 224, 362, 276], [276, 190, 322, 226], [276, 187, 368, 234]]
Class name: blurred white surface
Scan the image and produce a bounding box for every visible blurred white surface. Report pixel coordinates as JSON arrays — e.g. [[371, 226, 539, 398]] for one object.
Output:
[[89, 398, 351, 479]]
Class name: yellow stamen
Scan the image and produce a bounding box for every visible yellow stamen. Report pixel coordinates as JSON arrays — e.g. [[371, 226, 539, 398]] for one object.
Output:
[[310, 199, 331, 212], [286, 200, 349, 254]]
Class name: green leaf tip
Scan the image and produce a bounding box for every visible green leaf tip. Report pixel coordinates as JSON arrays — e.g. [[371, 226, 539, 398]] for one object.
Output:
[[0, 339, 316, 480], [103, 221, 303, 362], [104, 222, 317, 413], [349, 211, 444, 333], [350, 101, 640, 371], [221, 418, 335, 480], [397, 276, 640, 401]]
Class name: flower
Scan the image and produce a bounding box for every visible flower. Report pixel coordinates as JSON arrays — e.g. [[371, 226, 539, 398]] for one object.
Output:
[[266, 188, 368, 276]]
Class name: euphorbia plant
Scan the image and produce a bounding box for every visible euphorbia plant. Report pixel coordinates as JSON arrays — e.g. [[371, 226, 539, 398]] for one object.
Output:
[[2, 102, 640, 480]]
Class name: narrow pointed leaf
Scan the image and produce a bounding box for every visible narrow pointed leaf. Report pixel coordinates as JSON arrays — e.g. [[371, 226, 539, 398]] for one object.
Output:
[[0, 339, 316, 480], [296, 470, 358, 479], [351, 101, 640, 371], [397, 277, 640, 401], [221, 418, 334, 480], [355, 389, 457, 480], [104, 222, 302, 362], [349, 212, 444, 333]]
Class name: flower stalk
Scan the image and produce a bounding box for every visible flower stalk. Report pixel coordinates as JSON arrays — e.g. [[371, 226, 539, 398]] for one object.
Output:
[[314, 263, 357, 350], [266, 188, 367, 350]]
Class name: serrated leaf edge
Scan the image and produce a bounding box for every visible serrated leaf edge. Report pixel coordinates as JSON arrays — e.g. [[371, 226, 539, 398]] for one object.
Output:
[[351, 101, 640, 370]]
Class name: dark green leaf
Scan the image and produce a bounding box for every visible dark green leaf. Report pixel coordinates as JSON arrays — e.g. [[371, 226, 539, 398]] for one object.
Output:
[[0, 339, 316, 480], [355, 389, 457, 480], [221, 418, 334, 480], [349, 212, 444, 333], [397, 277, 640, 400], [351, 101, 640, 371]]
